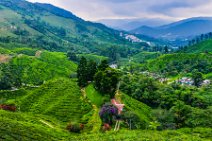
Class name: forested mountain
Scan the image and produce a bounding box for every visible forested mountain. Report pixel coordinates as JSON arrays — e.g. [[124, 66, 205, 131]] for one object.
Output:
[[131, 17, 212, 46], [182, 39, 212, 53], [0, 0, 147, 57]]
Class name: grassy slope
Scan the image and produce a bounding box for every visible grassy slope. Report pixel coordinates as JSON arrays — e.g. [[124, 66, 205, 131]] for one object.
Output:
[[122, 93, 152, 127], [78, 54, 108, 64], [85, 84, 109, 107], [146, 53, 212, 73], [184, 39, 212, 53], [76, 128, 212, 141], [0, 110, 74, 141], [18, 78, 89, 123], [1, 109, 211, 141], [1, 83, 212, 140], [132, 52, 161, 63], [2, 49, 77, 85]]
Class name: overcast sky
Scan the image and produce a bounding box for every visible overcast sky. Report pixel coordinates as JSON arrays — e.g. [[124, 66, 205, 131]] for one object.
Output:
[[27, 0, 212, 21]]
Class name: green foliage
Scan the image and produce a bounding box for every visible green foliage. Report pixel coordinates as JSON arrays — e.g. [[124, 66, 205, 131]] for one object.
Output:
[[185, 106, 212, 128], [146, 53, 212, 75], [67, 51, 77, 62], [122, 94, 152, 129], [98, 60, 109, 71], [85, 84, 109, 107], [170, 101, 192, 128], [152, 109, 175, 130], [12, 48, 37, 56], [0, 110, 72, 141], [19, 78, 91, 123], [120, 74, 161, 107], [77, 57, 88, 87], [0, 47, 11, 54], [78, 54, 108, 64], [183, 39, 212, 53], [0, 63, 15, 89], [87, 60, 97, 81], [132, 52, 161, 63], [94, 67, 120, 98], [192, 70, 204, 87], [76, 128, 212, 141], [0, 50, 77, 88]]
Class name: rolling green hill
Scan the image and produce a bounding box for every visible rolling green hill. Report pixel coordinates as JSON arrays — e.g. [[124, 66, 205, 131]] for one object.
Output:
[[132, 52, 161, 63], [183, 39, 212, 53], [0, 0, 146, 57], [146, 53, 212, 76], [122, 93, 152, 128], [0, 110, 74, 141], [1, 110, 211, 141], [1, 81, 212, 140], [18, 78, 91, 123], [0, 49, 77, 85]]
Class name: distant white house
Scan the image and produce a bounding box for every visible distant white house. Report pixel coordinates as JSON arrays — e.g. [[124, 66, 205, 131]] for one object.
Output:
[[120, 32, 143, 43], [110, 64, 118, 69], [178, 77, 194, 86], [201, 80, 211, 86]]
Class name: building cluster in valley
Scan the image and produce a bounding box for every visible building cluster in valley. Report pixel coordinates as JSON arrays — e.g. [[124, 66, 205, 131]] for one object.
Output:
[[177, 77, 210, 86]]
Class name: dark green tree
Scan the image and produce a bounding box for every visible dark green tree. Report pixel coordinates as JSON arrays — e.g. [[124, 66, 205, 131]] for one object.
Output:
[[192, 70, 203, 87], [98, 60, 109, 71], [94, 67, 119, 98], [170, 101, 192, 128], [0, 64, 13, 90], [77, 57, 88, 87], [67, 51, 77, 61], [87, 60, 97, 81]]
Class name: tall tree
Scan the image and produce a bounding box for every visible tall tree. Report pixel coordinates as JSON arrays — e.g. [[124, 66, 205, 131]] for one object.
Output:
[[192, 70, 203, 87], [98, 60, 109, 71], [77, 57, 88, 87], [0, 64, 13, 90], [94, 67, 120, 98], [67, 51, 77, 62], [87, 60, 97, 81]]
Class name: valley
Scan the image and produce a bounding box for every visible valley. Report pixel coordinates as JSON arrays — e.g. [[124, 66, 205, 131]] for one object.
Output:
[[0, 0, 212, 141]]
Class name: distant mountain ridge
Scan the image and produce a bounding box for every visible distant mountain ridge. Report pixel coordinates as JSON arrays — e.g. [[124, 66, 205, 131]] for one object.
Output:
[[131, 17, 212, 45], [98, 18, 173, 31]]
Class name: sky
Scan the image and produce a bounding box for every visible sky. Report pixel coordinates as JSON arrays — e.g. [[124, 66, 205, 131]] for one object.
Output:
[[27, 0, 212, 21]]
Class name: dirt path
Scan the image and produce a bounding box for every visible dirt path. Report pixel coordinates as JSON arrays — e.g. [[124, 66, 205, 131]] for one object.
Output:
[[0, 54, 11, 63], [81, 88, 102, 133]]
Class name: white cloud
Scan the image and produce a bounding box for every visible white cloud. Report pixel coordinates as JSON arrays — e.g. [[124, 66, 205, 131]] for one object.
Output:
[[27, 0, 212, 21]]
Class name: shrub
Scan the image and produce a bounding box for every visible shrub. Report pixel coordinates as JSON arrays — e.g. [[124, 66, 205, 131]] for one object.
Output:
[[101, 123, 111, 132], [0, 104, 16, 112], [66, 123, 84, 133], [121, 111, 142, 130], [99, 103, 118, 125]]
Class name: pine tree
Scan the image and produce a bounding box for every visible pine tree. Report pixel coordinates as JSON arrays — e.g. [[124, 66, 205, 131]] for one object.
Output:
[[98, 60, 109, 71], [87, 60, 97, 81], [77, 57, 88, 87]]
